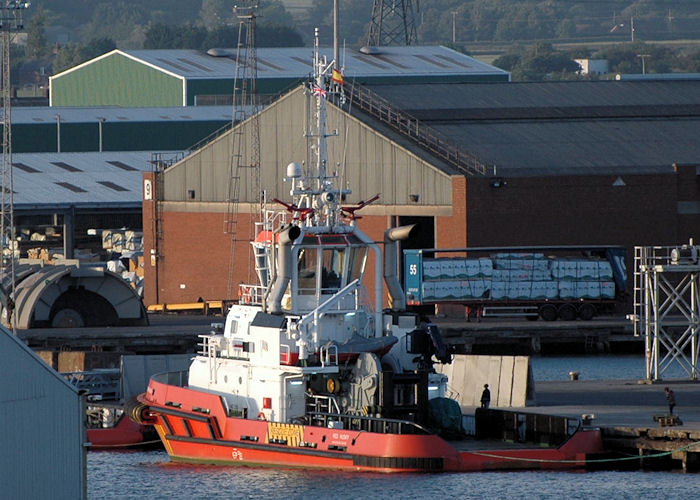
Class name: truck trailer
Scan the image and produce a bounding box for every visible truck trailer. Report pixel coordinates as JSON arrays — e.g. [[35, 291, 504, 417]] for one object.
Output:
[[403, 246, 627, 321]]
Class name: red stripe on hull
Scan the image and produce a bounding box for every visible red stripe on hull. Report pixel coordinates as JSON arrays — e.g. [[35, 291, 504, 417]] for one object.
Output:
[[139, 379, 603, 473]]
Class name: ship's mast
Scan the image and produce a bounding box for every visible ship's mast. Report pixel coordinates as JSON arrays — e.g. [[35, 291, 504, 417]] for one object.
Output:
[[292, 28, 348, 232]]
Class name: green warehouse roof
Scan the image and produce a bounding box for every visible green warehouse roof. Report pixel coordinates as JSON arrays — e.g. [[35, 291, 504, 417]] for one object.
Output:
[[49, 46, 509, 107]]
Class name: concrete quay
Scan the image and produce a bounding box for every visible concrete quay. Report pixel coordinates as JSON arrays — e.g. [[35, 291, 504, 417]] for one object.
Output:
[[525, 379, 700, 471]]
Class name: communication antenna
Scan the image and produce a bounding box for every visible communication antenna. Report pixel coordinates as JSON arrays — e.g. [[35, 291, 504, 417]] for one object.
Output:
[[366, 0, 419, 47], [1, 1, 30, 333]]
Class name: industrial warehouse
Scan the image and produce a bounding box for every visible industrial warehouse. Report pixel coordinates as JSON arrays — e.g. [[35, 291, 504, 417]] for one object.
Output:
[[2, 19, 700, 496], [140, 76, 700, 308], [0, 45, 696, 321]]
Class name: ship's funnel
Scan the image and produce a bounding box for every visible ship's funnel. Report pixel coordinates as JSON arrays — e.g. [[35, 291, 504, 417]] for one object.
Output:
[[384, 224, 418, 311], [267, 225, 301, 314]]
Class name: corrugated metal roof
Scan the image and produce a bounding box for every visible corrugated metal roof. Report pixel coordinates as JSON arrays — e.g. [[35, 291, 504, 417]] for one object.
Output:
[[9, 105, 233, 124], [11, 151, 166, 207], [360, 80, 700, 177], [118, 46, 508, 80], [364, 80, 700, 114]]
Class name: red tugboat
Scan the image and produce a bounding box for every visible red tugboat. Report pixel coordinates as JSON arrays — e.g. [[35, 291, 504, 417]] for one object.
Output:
[[133, 30, 603, 472]]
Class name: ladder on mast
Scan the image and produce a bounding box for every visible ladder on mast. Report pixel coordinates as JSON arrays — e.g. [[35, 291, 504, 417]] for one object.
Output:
[[225, 2, 261, 300]]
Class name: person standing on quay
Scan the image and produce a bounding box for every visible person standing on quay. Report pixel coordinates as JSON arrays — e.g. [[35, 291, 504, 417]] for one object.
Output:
[[481, 384, 491, 408], [665, 387, 676, 415]]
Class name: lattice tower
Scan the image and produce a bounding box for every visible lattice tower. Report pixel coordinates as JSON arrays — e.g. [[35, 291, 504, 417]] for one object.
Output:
[[366, 0, 419, 47], [225, 2, 261, 300], [0, 2, 29, 333]]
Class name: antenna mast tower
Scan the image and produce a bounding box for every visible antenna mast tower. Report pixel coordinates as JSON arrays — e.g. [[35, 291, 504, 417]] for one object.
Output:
[[224, 1, 261, 300], [1, 1, 29, 332], [366, 0, 419, 46]]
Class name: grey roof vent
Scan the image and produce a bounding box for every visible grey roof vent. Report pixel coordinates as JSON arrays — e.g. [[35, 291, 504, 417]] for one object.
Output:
[[359, 46, 381, 55], [207, 48, 230, 57]]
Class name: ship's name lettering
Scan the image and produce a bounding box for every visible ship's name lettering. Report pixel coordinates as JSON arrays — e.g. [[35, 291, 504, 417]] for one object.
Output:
[[331, 432, 349, 441], [231, 448, 243, 461], [270, 425, 303, 437]]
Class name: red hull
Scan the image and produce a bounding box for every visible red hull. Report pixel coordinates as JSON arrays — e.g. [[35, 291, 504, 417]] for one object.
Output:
[[88, 415, 159, 449], [137, 378, 603, 472]]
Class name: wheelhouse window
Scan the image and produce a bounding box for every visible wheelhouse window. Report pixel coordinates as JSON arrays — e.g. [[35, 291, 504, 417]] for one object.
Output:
[[347, 246, 367, 283], [297, 248, 318, 295], [321, 248, 344, 292]]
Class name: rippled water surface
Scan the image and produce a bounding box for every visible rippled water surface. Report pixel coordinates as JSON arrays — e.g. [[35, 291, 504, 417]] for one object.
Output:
[[88, 449, 699, 500], [88, 356, 700, 499], [531, 355, 691, 381]]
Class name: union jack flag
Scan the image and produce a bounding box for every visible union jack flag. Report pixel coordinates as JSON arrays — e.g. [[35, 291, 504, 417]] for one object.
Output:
[[312, 85, 327, 98]]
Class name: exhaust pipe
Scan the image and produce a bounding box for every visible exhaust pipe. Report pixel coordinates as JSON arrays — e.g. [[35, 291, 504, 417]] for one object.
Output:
[[384, 224, 417, 311], [267, 225, 301, 314]]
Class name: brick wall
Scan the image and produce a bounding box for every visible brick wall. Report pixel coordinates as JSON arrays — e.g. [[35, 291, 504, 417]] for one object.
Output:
[[142, 192, 468, 307]]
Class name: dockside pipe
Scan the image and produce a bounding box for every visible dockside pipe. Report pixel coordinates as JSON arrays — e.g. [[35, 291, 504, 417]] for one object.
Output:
[[266, 225, 301, 314], [384, 224, 417, 311]]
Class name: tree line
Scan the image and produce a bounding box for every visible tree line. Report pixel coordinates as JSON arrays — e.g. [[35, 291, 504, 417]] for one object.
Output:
[[13, 0, 700, 84]]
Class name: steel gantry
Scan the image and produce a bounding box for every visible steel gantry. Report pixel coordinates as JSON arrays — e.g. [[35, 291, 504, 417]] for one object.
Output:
[[632, 242, 700, 381], [0, 1, 30, 333], [366, 0, 419, 47]]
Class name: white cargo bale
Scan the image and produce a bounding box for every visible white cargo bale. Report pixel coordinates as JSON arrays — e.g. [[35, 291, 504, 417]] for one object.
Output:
[[490, 281, 507, 300], [463, 259, 481, 278], [598, 261, 613, 280], [532, 269, 552, 281], [600, 281, 616, 299], [551, 259, 577, 279], [575, 260, 599, 279], [495, 269, 540, 281], [530, 281, 550, 300], [423, 260, 441, 281], [495, 257, 550, 271], [511, 281, 536, 300], [422, 281, 436, 300], [558, 280, 575, 299], [432, 282, 453, 300], [453, 259, 468, 279], [574, 281, 601, 299], [543, 281, 559, 299], [124, 230, 143, 251], [479, 258, 493, 277], [438, 259, 455, 279], [444, 281, 462, 299], [107, 259, 126, 273], [462, 279, 489, 299], [111, 232, 124, 252], [101, 230, 113, 250]]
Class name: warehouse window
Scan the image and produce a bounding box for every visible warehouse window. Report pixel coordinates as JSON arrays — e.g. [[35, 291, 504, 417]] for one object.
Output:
[[98, 181, 129, 192], [55, 182, 87, 193], [13, 162, 41, 173], [106, 161, 138, 171], [51, 161, 82, 172]]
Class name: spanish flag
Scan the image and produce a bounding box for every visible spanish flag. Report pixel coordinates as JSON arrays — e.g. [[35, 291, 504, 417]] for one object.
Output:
[[331, 68, 344, 85]]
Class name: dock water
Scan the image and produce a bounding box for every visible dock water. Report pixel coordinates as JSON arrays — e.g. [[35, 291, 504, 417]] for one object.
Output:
[[19, 313, 700, 471]]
